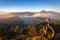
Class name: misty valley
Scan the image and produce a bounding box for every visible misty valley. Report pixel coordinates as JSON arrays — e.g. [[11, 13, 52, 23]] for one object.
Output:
[[0, 10, 60, 40]]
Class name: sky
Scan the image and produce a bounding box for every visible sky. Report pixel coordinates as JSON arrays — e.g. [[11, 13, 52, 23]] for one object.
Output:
[[0, 0, 60, 12]]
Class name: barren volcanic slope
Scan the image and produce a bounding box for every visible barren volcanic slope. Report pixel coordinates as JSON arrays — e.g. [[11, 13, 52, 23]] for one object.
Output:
[[0, 13, 20, 25]]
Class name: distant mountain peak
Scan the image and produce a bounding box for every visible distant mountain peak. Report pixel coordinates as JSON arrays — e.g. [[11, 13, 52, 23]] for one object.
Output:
[[39, 10, 60, 14], [40, 10, 47, 13]]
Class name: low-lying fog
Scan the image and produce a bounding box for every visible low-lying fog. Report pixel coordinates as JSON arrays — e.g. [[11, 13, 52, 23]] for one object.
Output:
[[0, 10, 60, 24]]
